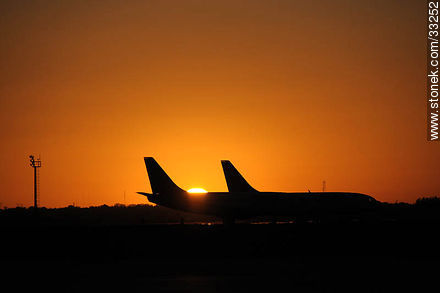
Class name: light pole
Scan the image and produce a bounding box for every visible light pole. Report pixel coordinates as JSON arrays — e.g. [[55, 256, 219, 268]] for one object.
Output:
[[29, 155, 41, 209]]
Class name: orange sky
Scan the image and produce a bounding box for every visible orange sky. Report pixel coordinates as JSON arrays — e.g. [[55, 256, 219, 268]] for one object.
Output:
[[0, 0, 438, 208]]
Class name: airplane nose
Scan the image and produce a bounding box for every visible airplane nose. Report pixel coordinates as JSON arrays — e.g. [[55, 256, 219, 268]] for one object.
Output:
[[368, 196, 379, 204]]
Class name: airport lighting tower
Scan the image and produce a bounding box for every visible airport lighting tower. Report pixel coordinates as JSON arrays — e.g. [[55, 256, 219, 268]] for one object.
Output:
[[29, 155, 41, 209]]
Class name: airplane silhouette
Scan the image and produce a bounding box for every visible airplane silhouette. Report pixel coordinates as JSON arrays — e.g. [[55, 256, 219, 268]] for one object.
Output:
[[138, 157, 378, 224]]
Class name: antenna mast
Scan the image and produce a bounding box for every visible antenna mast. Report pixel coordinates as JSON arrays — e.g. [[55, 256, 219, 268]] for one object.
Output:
[[29, 155, 42, 208]]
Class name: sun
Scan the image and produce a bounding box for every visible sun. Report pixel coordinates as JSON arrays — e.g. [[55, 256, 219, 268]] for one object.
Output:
[[187, 188, 208, 193]]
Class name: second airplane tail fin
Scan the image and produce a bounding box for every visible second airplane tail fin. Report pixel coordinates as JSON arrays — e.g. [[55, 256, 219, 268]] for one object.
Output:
[[221, 160, 258, 193], [144, 157, 184, 195]]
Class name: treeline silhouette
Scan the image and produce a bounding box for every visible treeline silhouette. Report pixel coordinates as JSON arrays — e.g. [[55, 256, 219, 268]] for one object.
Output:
[[1, 196, 440, 226], [0, 204, 217, 226]]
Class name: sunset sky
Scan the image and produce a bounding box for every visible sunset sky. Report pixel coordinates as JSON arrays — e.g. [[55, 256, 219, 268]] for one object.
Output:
[[0, 0, 437, 208]]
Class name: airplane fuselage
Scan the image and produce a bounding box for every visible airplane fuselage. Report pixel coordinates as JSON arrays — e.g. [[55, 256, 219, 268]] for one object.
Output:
[[145, 191, 377, 219]]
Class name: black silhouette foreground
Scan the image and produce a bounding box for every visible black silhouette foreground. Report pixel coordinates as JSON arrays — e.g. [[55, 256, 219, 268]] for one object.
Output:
[[1, 199, 440, 292], [138, 157, 378, 224]]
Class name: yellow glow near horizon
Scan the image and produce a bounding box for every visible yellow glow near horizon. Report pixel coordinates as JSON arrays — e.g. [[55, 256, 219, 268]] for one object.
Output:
[[187, 188, 208, 193]]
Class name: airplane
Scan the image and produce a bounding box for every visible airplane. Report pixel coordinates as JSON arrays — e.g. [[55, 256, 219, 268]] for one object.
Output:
[[138, 157, 379, 224]]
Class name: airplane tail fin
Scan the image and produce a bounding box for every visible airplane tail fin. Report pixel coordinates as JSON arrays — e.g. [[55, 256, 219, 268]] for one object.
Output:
[[221, 160, 258, 193], [144, 157, 184, 195]]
